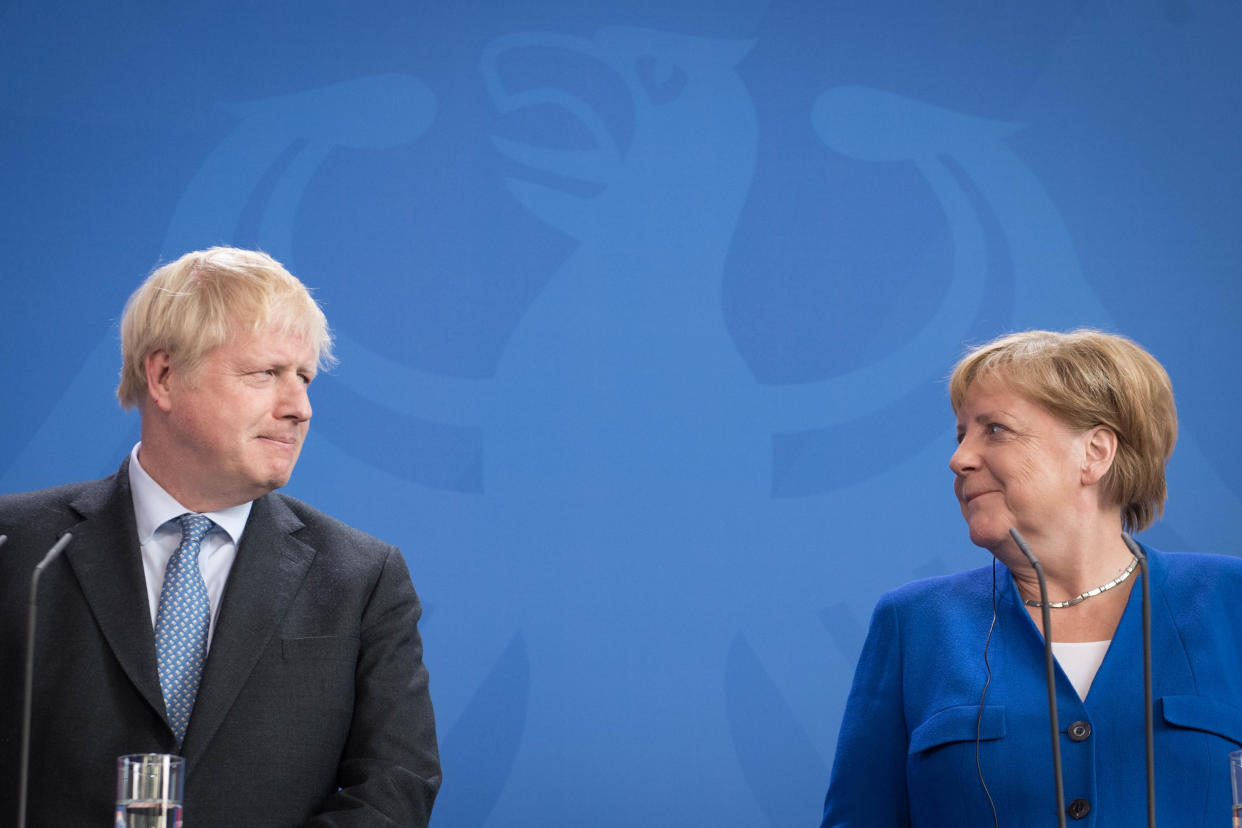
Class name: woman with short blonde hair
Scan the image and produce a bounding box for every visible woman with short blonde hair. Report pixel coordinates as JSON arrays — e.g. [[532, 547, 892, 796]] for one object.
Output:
[[821, 329, 1242, 827]]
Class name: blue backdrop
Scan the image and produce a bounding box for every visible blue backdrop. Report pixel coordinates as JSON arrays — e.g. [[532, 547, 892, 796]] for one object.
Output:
[[3, 1, 1240, 825]]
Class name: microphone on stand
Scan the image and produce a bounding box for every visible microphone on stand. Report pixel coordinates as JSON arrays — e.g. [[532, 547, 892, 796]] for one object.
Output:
[[1009, 528, 1068, 828], [17, 531, 73, 828], [1121, 533, 1156, 828]]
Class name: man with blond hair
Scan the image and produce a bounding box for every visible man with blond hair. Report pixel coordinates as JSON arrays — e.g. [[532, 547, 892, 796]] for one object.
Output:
[[0, 247, 440, 826]]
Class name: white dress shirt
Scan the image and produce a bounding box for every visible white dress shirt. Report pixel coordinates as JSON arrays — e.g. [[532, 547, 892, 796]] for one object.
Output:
[[127, 443, 251, 650]]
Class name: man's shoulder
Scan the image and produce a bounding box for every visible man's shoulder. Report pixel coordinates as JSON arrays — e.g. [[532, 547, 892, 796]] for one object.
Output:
[[0, 474, 125, 577], [0, 474, 119, 523], [255, 493, 415, 592], [263, 491, 394, 554]]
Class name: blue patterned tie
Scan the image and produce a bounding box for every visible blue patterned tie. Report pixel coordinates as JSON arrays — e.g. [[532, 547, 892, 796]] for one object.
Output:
[[154, 513, 213, 746]]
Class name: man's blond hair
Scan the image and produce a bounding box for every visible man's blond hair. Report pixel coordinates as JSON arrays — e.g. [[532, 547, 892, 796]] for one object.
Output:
[[117, 247, 335, 409]]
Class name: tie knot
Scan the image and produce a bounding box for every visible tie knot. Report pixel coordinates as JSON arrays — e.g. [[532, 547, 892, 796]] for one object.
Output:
[[176, 513, 214, 544]]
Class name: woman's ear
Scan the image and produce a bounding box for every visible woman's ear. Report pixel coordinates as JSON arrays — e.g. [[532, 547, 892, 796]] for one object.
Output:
[[1081, 425, 1118, 487]]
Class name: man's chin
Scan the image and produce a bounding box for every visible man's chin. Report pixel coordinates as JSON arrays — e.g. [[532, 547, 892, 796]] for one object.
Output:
[[251, 466, 296, 497], [264, 472, 294, 492]]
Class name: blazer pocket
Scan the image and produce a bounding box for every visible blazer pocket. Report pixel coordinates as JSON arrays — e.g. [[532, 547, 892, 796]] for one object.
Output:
[[281, 635, 360, 662], [1160, 695, 1242, 746], [909, 705, 1007, 754]]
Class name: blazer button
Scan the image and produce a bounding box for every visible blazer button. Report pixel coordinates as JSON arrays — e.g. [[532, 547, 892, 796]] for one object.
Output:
[[1067, 798, 1091, 820], [1067, 720, 1092, 742]]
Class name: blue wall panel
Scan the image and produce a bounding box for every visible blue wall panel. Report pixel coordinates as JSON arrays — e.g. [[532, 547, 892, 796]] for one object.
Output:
[[2, 1, 1240, 824]]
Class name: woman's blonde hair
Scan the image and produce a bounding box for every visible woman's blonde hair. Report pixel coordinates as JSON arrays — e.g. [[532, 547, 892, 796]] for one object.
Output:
[[117, 247, 335, 409], [949, 329, 1176, 532]]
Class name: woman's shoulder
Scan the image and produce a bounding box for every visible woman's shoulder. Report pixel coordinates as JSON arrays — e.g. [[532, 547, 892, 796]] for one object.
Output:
[[1150, 545, 1242, 580], [877, 564, 997, 618]]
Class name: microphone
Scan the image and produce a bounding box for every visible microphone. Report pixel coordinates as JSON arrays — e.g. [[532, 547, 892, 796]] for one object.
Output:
[[1009, 528, 1068, 828], [17, 532, 73, 828], [1121, 533, 1156, 828]]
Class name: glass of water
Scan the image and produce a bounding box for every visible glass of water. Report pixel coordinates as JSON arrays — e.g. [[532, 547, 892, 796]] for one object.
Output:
[[115, 754, 184, 828], [1231, 750, 1242, 828]]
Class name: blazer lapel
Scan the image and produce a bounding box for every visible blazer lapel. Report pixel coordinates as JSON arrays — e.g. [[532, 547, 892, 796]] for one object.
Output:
[[181, 494, 314, 764], [62, 462, 168, 724]]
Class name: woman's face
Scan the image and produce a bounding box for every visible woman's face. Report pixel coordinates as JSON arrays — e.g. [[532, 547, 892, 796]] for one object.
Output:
[[949, 376, 1094, 552]]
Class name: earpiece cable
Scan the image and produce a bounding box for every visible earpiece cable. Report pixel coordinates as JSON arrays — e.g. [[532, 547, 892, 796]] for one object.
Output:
[[976, 558, 1000, 828]]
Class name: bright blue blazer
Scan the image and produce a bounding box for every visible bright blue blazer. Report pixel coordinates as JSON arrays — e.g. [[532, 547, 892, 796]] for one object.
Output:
[[821, 544, 1242, 827]]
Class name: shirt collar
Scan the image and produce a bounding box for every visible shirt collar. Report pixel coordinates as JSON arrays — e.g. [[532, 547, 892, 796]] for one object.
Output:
[[128, 443, 253, 545]]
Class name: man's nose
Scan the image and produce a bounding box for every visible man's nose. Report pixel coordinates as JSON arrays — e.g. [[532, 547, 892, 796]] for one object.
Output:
[[279, 377, 312, 422]]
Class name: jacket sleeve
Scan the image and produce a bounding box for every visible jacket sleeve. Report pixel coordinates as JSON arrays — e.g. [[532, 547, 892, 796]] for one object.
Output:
[[306, 546, 442, 827], [820, 594, 910, 828]]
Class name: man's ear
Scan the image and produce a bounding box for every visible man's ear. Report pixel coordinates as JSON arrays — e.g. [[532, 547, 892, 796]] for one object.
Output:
[[1081, 425, 1118, 487], [144, 350, 176, 413]]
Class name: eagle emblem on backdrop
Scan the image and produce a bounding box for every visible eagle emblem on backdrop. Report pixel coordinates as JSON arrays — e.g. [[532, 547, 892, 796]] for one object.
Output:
[[4, 1, 1239, 825]]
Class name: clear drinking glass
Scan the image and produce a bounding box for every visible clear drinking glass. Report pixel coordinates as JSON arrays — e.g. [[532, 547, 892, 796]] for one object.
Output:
[[1231, 749, 1242, 828], [115, 754, 184, 828]]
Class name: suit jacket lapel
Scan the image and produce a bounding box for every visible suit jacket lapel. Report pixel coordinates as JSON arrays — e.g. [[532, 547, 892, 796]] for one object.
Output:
[[182, 493, 315, 764], [62, 461, 169, 724]]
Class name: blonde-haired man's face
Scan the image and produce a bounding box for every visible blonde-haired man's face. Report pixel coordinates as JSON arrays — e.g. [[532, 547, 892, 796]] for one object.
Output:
[[142, 324, 316, 512]]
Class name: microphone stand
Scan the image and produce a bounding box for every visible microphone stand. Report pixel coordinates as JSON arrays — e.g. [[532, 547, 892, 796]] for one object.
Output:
[[1009, 528, 1067, 828], [17, 532, 73, 828], [1121, 533, 1156, 828]]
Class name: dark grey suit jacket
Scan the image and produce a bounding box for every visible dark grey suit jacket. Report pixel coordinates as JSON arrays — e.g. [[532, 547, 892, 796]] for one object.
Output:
[[0, 460, 440, 826]]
